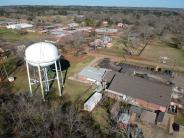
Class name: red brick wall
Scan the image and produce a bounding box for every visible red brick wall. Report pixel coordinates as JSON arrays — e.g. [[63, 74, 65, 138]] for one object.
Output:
[[105, 91, 167, 112], [135, 98, 166, 112]]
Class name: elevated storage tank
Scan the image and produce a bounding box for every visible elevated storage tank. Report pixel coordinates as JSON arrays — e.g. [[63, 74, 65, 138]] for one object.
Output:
[[25, 42, 60, 67], [25, 42, 63, 101]]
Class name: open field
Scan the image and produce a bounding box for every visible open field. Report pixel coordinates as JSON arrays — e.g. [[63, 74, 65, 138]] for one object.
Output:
[[66, 54, 95, 76], [63, 54, 96, 102], [11, 66, 28, 92], [63, 80, 95, 102], [141, 39, 184, 67], [0, 28, 45, 42]]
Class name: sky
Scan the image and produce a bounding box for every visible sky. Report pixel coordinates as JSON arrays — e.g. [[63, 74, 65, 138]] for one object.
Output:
[[0, 0, 184, 8]]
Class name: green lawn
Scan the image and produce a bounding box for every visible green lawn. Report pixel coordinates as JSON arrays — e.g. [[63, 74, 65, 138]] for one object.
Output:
[[64, 55, 96, 102], [12, 66, 29, 92], [0, 28, 43, 42], [63, 80, 94, 102], [67, 55, 95, 76], [141, 39, 184, 67], [13, 68, 94, 103]]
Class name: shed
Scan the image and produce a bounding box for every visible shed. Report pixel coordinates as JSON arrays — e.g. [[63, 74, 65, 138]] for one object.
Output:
[[84, 92, 102, 112]]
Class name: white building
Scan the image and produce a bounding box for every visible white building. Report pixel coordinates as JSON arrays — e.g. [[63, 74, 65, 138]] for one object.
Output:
[[68, 23, 79, 30], [6, 23, 33, 30], [84, 92, 102, 112]]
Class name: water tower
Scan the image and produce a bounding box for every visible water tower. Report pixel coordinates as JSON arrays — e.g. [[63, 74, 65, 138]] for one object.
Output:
[[25, 42, 63, 101]]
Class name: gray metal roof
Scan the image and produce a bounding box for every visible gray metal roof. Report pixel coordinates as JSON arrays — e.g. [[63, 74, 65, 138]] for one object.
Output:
[[79, 67, 106, 82], [107, 72, 172, 107]]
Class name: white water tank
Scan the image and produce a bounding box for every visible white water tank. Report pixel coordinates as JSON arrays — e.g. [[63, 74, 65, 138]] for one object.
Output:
[[25, 42, 60, 67]]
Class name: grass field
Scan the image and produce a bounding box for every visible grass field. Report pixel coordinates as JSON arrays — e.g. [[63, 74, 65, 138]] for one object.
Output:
[[63, 80, 95, 102], [64, 55, 95, 102], [141, 39, 184, 67], [0, 28, 44, 42], [66, 55, 95, 76], [12, 66, 29, 92]]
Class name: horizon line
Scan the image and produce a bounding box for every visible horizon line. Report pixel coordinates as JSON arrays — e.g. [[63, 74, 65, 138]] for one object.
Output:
[[0, 5, 183, 10]]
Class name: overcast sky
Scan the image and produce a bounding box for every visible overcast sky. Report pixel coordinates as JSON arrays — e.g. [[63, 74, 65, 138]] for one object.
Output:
[[0, 0, 184, 8]]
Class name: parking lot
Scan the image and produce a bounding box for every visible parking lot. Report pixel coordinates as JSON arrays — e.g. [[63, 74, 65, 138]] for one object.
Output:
[[98, 58, 173, 80]]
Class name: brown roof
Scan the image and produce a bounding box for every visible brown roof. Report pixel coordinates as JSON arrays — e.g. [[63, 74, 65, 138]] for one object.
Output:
[[107, 72, 172, 107]]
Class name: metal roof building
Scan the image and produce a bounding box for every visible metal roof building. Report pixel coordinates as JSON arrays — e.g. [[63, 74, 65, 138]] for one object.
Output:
[[84, 92, 102, 112], [78, 67, 106, 82], [6, 23, 33, 30]]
